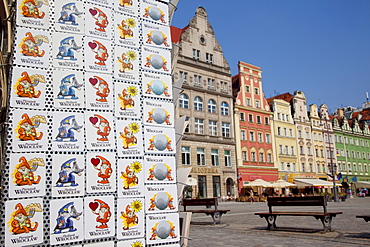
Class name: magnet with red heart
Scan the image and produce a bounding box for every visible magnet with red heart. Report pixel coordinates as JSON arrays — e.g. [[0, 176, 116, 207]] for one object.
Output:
[[89, 201, 99, 211], [88, 42, 97, 50], [89, 8, 98, 16], [89, 77, 98, 86], [89, 116, 99, 125], [91, 158, 100, 166]]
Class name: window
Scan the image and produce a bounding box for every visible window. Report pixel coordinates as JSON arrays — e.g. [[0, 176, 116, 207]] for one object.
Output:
[[306, 132, 310, 139], [279, 145, 283, 154], [197, 148, 205, 166], [246, 98, 251, 106], [315, 149, 319, 157], [298, 130, 302, 138], [206, 53, 213, 63], [366, 141, 369, 147], [212, 176, 220, 197], [207, 78, 215, 89], [344, 137, 348, 144], [246, 85, 250, 92], [350, 138, 353, 145], [241, 130, 246, 140], [284, 128, 287, 136], [224, 150, 231, 167], [209, 120, 217, 136], [265, 117, 269, 125], [285, 145, 289, 155], [317, 164, 321, 173], [220, 81, 228, 92], [250, 131, 255, 141], [221, 102, 229, 115], [254, 88, 259, 95], [240, 113, 245, 121], [309, 163, 313, 172], [281, 162, 284, 171], [259, 152, 264, 162], [266, 134, 271, 143], [251, 151, 256, 162], [292, 163, 296, 172], [302, 163, 305, 172], [198, 175, 207, 198], [222, 122, 230, 138], [248, 114, 253, 123], [211, 149, 219, 166], [194, 118, 204, 134], [208, 99, 216, 113], [308, 147, 312, 155], [291, 146, 295, 155], [179, 71, 188, 83], [194, 96, 203, 111], [300, 146, 304, 154], [289, 129, 293, 137], [181, 146, 190, 165], [184, 116, 190, 133], [193, 49, 200, 60], [255, 116, 261, 124], [277, 127, 281, 136], [242, 151, 248, 161], [267, 153, 272, 163], [255, 100, 260, 108], [258, 133, 263, 142], [194, 75, 202, 86], [355, 139, 359, 146], [179, 94, 189, 108]]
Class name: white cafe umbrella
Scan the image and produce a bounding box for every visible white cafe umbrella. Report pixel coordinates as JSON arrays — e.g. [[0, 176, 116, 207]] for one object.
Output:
[[245, 179, 272, 187], [271, 179, 296, 188]]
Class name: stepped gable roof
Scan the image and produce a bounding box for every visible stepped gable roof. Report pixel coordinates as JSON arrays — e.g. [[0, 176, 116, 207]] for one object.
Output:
[[266, 92, 293, 104], [170, 25, 189, 44]]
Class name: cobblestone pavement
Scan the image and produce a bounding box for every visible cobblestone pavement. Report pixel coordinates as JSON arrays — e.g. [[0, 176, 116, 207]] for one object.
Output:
[[184, 197, 370, 247]]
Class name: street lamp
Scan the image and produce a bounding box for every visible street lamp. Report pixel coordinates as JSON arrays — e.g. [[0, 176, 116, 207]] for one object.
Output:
[[321, 117, 339, 202]]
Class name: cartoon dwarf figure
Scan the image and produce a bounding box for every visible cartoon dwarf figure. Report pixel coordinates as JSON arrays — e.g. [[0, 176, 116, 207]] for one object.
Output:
[[54, 202, 82, 234], [90, 7, 108, 32], [92, 114, 111, 141], [57, 74, 83, 99], [118, 87, 136, 110], [56, 158, 84, 187], [20, 32, 48, 57], [14, 156, 44, 186], [92, 156, 112, 184], [90, 40, 108, 65], [16, 71, 43, 98], [119, 0, 133, 7], [91, 76, 110, 102], [90, 199, 111, 229], [21, 0, 46, 19], [55, 115, 82, 142], [17, 113, 45, 141], [56, 37, 82, 60], [121, 205, 138, 230], [117, 52, 135, 73], [120, 126, 137, 149], [117, 19, 135, 39], [58, 3, 82, 25], [121, 165, 139, 189], [11, 202, 42, 234]]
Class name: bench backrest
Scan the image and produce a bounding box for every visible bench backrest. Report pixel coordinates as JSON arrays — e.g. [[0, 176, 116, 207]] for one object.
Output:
[[182, 198, 218, 211], [267, 196, 327, 214]]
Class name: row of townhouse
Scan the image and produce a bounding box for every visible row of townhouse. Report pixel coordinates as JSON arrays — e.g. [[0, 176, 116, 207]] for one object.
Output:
[[171, 7, 370, 199]]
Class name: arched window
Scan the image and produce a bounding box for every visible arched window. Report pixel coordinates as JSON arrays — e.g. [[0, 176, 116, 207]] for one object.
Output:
[[179, 94, 189, 108], [208, 99, 216, 113], [221, 102, 229, 115], [194, 96, 203, 111]]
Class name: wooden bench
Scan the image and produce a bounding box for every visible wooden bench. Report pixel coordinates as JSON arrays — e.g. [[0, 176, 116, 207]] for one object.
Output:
[[255, 196, 342, 232], [182, 198, 230, 224], [356, 215, 370, 222]]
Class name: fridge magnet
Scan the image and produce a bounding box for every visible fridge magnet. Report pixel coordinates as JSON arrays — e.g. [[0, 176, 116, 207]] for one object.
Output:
[[86, 0, 113, 8], [52, 154, 84, 197], [50, 198, 84, 245], [5, 198, 43, 246], [85, 241, 114, 247], [115, 82, 141, 118], [117, 158, 144, 197], [141, 0, 168, 25], [16, 0, 49, 29], [117, 198, 145, 240], [10, 67, 47, 109], [8, 153, 46, 198], [54, 1, 84, 34], [142, 71, 172, 99], [114, 46, 139, 82], [115, 14, 140, 48], [84, 196, 115, 240], [142, 46, 171, 74], [52, 33, 84, 69], [85, 3, 112, 40], [85, 112, 115, 150], [146, 212, 180, 245], [85, 72, 113, 109], [117, 238, 145, 247], [117, 120, 143, 157], [143, 21, 171, 49], [51, 112, 84, 151], [86, 152, 116, 193], [12, 109, 48, 152], [115, 0, 138, 16], [14, 28, 49, 68], [144, 99, 174, 128], [144, 156, 176, 184], [145, 184, 178, 214], [85, 37, 112, 73], [144, 126, 176, 154], [53, 70, 84, 108]]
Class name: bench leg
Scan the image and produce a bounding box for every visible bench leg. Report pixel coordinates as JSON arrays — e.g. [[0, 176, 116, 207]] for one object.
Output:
[[210, 212, 222, 224], [316, 215, 333, 232], [261, 215, 277, 230]]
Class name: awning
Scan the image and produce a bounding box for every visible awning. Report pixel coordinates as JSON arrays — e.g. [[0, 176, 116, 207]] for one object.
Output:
[[356, 181, 370, 188], [294, 178, 340, 188]]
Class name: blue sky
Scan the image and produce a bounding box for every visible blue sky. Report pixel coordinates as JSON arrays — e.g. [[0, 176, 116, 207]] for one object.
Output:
[[170, 0, 370, 113]]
